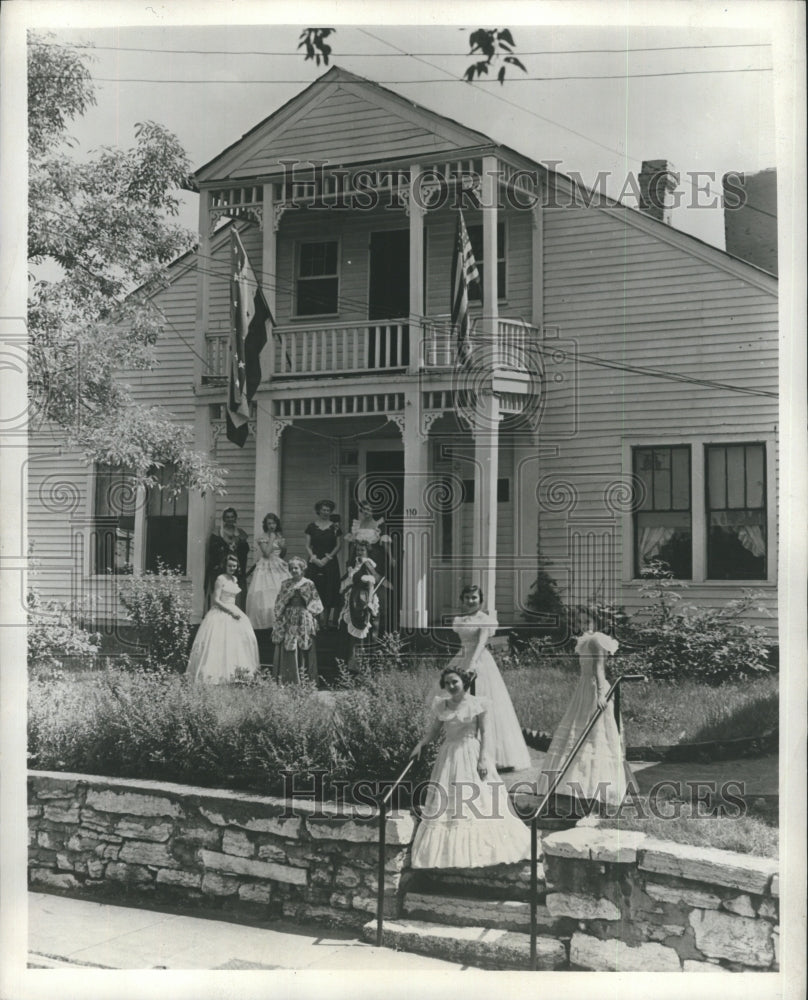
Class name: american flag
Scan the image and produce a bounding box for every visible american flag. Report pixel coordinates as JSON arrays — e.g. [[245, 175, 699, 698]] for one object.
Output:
[[451, 210, 479, 364], [226, 229, 273, 447]]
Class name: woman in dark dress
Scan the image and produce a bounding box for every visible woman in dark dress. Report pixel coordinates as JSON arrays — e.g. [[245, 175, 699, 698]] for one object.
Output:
[[305, 499, 342, 628]]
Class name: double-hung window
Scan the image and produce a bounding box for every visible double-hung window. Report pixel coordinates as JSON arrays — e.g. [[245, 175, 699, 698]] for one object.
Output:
[[296, 241, 338, 316], [706, 443, 767, 579], [145, 464, 188, 574], [92, 464, 137, 575], [633, 446, 692, 578]]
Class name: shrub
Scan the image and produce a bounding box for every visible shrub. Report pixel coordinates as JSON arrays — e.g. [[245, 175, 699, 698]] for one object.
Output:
[[119, 562, 191, 671], [27, 586, 101, 671], [623, 562, 773, 683]]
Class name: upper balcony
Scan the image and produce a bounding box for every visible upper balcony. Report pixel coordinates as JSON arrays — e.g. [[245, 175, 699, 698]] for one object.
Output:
[[202, 315, 539, 387]]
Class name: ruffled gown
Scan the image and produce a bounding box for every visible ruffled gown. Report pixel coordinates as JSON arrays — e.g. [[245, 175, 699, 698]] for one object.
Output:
[[187, 576, 259, 683], [536, 631, 635, 806], [448, 611, 531, 772], [273, 577, 323, 684], [411, 694, 532, 869], [246, 534, 290, 629]]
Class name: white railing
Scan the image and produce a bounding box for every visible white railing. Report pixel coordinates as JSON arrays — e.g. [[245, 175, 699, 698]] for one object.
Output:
[[272, 320, 409, 376], [204, 316, 538, 380]]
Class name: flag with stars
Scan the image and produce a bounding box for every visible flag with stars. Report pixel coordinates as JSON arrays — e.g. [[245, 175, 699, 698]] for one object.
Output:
[[451, 210, 479, 365], [226, 229, 273, 446]]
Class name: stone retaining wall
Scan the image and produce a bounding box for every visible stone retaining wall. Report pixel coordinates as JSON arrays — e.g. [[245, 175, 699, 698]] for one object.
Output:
[[542, 826, 779, 973], [28, 771, 414, 929]]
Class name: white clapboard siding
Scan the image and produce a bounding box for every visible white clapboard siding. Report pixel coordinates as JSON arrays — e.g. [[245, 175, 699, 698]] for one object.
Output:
[[213, 428, 257, 549], [538, 206, 778, 629]]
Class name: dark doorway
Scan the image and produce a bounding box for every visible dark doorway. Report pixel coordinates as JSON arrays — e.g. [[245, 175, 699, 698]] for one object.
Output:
[[368, 230, 409, 367], [364, 449, 405, 632]]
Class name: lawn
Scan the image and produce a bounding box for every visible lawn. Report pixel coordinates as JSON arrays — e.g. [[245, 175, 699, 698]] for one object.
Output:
[[501, 660, 778, 748]]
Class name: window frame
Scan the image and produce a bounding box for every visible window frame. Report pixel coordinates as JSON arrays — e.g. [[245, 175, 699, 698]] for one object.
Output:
[[293, 238, 341, 319], [632, 444, 693, 579], [621, 433, 776, 586], [704, 441, 768, 581], [144, 464, 190, 575]]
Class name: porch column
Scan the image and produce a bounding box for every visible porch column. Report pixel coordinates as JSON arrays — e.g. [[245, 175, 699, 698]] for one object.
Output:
[[407, 163, 425, 374], [254, 399, 283, 540], [194, 189, 211, 386], [473, 390, 501, 614], [261, 182, 277, 379], [400, 392, 430, 630], [481, 154, 499, 353], [187, 403, 216, 623]]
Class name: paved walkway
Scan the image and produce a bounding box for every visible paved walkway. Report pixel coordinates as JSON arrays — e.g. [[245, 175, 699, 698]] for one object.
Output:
[[27, 893, 467, 971]]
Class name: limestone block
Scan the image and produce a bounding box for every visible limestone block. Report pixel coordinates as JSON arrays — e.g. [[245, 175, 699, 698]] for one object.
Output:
[[310, 862, 333, 888], [634, 920, 685, 942], [118, 840, 177, 868], [639, 841, 778, 895], [542, 827, 646, 863], [721, 894, 755, 918], [330, 892, 353, 910], [28, 827, 37, 847], [773, 928, 779, 965], [115, 818, 173, 842], [94, 843, 121, 861], [758, 898, 778, 920], [199, 849, 308, 885], [201, 872, 240, 896], [67, 831, 100, 852], [33, 778, 78, 799], [199, 806, 301, 838], [683, 959, 729, 972], [43, 803, 80, 824], [56, 853, 73, 870], [85, 789, 181, 818], [156, 868, 202, 890], [37, 829, 66, 851], [238, 882, 272, 904], [306, 811, 415, 846], [106, 862, 154, 886], [30, 869, 81, 892], [78, 809, 114, 832], [222, 828, 254, 858], [86, 859, 106, 879], [570, 931, 682, 972], [28, 805, 43, 818], [545, 892, 621, 922], [173, 824, 221, 849], [688, 908, 774, 967], [335, 865, 361, 889], [644, 882, 722, 909], [256, 842, 287, 864], [770, 875, 779, 896]]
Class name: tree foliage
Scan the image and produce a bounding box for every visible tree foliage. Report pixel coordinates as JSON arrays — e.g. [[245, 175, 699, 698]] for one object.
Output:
[[28, 34, 225, 495]]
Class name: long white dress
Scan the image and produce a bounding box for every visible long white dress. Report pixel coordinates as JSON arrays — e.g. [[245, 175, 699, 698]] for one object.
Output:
[[246, 533, 290, 629], [536, 631, 635, 806], [448, 611, 531, 772], [187, 575, 259, 684], [411, 694, 532, 869]]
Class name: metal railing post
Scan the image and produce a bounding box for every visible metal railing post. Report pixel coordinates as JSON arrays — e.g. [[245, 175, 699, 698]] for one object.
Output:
[[375, 757, 415, 949]]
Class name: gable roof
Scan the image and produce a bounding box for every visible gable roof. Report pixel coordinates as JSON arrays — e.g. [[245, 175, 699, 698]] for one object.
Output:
[[194, 66, 495, 184]]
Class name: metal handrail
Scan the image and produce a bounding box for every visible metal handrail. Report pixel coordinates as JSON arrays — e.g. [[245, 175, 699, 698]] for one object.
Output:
[[375, 757, 416, 947], [527, 673, 646, 969]]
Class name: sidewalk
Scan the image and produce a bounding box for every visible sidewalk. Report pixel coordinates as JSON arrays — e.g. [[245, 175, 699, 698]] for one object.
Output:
[[28, 893, 467, 971]]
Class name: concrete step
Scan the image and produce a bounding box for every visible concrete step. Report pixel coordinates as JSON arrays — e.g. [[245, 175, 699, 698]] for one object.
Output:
[[362, 918, 568, 971], [417, 860, 544, 900], [403, 891, 566, 934]]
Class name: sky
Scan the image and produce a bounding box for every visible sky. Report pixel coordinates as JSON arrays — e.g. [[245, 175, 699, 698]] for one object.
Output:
[[22, 15, 780, 252]]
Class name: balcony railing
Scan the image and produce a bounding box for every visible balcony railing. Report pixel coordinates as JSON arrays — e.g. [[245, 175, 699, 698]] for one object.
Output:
[[203, 317, 537, 383]]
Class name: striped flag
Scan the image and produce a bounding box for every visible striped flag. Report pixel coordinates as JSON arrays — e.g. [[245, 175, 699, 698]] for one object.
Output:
[[226, 229, 273, 447], [450, 210, 480, 364]]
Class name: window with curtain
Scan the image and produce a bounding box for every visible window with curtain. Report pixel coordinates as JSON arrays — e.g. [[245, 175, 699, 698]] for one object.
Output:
[[706, 443, 766, 579], [296, 240, 338, 315], [466, 222, 506, 302], [633, 446, 692, 578], [145, 464, 188, 574], [93, 464, 137, 575]]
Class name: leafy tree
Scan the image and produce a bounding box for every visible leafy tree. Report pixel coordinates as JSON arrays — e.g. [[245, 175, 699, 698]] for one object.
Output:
[[27, 33, 225, 495]]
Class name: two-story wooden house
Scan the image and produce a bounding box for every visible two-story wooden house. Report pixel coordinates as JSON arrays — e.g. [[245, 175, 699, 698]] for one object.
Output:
[[27, 67, 778, 643]]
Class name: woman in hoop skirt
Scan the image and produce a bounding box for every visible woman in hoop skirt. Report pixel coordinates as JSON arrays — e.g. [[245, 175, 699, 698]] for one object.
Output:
[[409, 666, 531, 869], [536, 619, 635, 812], [187, 554, 259, 683], [246, 513, 290, 630], [444, 585, 531, 772]]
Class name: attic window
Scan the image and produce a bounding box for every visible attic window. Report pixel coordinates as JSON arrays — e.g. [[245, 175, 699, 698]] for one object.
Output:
[[296, 241, 339, 316]]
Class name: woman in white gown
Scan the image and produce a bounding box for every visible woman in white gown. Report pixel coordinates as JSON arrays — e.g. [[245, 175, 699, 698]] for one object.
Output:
[[187, 554, 259, 683], [536, 625, 635, 810], [409, 666, 531, 869], [445, 586, 531, 772], [246, 513, 290, 630]]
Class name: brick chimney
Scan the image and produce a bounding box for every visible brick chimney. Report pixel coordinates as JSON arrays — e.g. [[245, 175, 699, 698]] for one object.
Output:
[[638, 160, 678, 225]]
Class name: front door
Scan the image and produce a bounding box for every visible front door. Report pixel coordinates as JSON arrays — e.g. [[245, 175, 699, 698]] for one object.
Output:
[[368, 230, 409, 367], [363, 449, 404, 632]]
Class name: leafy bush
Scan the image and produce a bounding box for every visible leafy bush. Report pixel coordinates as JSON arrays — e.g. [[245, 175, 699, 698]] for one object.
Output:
[[27, 586, 101, 671], [623, 563, 773, 683], [119, 562, 191, 671]]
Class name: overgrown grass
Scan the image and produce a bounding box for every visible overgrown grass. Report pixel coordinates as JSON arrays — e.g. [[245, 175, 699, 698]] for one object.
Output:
[[501, 662, 778, 747], [597, 797, 779, 858]]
